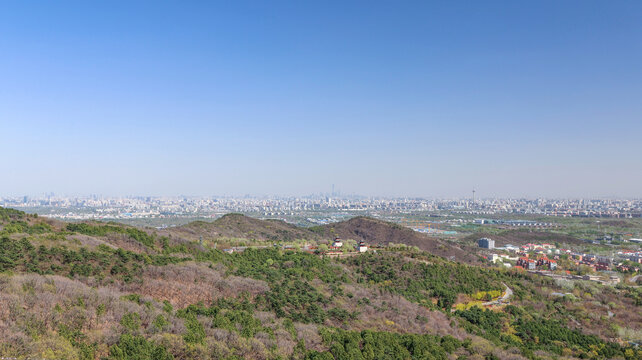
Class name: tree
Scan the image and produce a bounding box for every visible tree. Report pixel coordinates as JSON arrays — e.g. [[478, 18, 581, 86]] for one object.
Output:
[[109, 334, 173, 360]]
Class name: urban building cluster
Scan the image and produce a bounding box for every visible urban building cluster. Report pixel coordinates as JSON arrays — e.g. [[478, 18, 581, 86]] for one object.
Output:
[[516, 256, 557, 270], [473, 219, 555, 227], [3, 195, 640, 221], [479, 236, 641, 274], [616, 250, 642, 272], [563, 250, 641, 273], [454, 198, 642, 217], [479, 239, 561, 269]]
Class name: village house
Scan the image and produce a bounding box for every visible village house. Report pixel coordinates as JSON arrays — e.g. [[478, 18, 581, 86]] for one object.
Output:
[[517, 257, 536, 270]]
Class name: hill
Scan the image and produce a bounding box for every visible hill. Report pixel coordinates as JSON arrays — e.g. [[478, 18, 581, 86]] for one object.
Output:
[[163, 213, 322, 243], [0, 206, 640, 360], [314, 217, 481, 264], [167, 215, 480, 263], [0, 206, 66, 232]]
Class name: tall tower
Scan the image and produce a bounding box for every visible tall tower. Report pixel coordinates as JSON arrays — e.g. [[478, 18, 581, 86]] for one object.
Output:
[[472, 188, 476, 206]]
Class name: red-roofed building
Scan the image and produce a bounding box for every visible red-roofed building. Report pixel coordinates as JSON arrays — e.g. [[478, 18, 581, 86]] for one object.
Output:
[[517, 257, 536, 270]]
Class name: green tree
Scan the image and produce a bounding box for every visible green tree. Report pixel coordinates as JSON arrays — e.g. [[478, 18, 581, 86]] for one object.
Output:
[[108, 334, 173, 360]]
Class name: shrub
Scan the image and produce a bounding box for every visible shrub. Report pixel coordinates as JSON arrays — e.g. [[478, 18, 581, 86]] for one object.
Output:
[[121, 312, 141, 333]]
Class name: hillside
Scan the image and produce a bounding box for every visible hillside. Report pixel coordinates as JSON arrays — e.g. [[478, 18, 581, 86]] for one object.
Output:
[[163, 213, 322, 243], [314, 216, 481, 264], [0, 206, 641, 360], [166, 215, 481, 263]]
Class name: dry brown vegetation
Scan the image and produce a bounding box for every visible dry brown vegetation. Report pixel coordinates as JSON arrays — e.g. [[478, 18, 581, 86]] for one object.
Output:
[[0, 274, 182, 359], [337, 283, 462, 337], [0, 265, 476, 359], [122, 263, 269, 308], [0, 273, 301, 360], [512, 276, 642, 343]]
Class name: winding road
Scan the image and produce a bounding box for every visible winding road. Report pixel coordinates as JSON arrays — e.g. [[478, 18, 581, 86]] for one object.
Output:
[[482, 283, 513, 306]]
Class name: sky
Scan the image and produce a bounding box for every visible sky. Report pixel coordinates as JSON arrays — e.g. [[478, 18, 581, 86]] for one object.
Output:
[[1, 1, 641, 198]]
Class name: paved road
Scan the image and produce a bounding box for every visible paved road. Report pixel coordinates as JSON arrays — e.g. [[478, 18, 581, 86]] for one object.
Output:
[[482, 283, 513, 306]]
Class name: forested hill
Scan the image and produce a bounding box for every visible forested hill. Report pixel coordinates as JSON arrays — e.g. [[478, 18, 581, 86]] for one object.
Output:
[[313, 216, 480, 264], [163, 213, 324, 243], [0, 206, 641, 360], [166, 214, 478, 264]]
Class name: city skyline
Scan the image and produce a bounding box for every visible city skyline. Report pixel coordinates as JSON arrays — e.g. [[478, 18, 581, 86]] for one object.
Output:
[[2, 192, 642, 201], [2, 1, 642, 198]]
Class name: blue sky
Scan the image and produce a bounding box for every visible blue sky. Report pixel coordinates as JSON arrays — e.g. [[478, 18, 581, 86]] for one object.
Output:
[[1, 1, 641, 198]]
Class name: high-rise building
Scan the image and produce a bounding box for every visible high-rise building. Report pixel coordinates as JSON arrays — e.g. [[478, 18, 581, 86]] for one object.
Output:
[[478, 238, 495, 249]]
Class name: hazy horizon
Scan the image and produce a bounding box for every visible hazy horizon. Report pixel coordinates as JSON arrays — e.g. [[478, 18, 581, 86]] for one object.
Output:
[[2, 1, 641, 198], [2, 193, 642, 202]]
